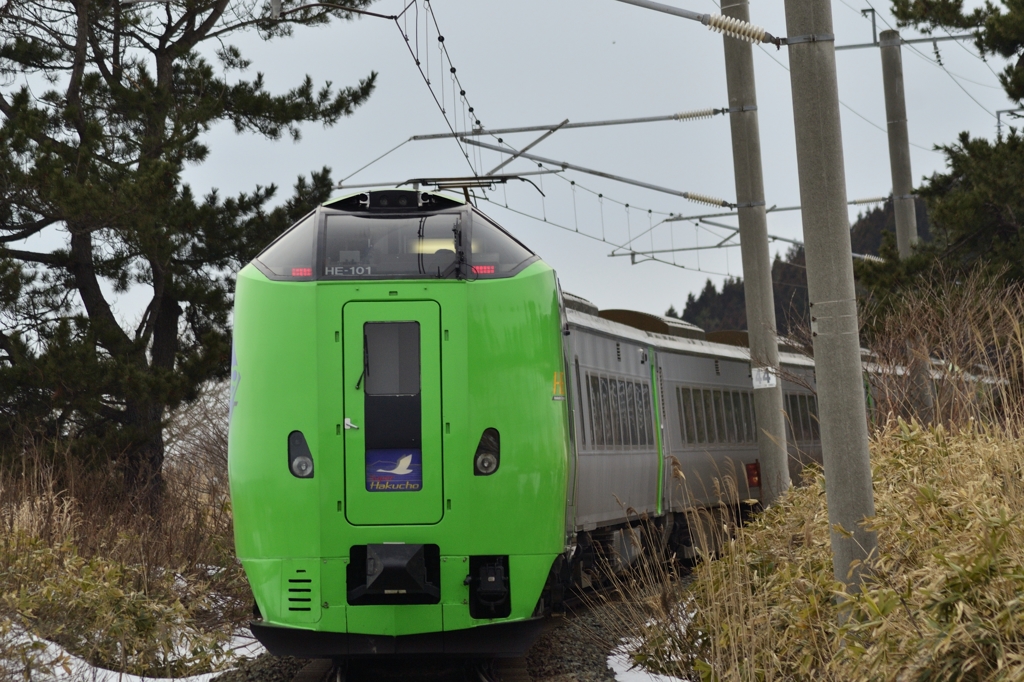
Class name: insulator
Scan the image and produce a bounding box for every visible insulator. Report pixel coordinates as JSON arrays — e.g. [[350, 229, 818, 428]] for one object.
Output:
[[674, 108, 716, 122], [683, 192, 731, 208], [705, 13, 767, 44]]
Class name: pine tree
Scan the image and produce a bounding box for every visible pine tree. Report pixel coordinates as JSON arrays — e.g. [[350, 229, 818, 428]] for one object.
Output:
[[891, 0, 1024, 103], [0, 0, 377, 495], [861, 0, 1024, 304]]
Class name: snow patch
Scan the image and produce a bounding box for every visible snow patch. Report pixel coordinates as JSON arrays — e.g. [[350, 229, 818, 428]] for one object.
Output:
[[607, 648, 690, 682], [1, 625, 265, 682]]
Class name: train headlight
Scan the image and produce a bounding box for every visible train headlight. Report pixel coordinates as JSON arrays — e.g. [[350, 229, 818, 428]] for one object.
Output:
[[474, 451, 498, 476], [473, 428, 500, 476], [288, 431, 315, 479], [290, 455, 314, 478]]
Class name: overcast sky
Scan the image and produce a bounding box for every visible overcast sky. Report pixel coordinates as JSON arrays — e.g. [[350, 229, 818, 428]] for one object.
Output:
[[184, 0, 1013, 318]]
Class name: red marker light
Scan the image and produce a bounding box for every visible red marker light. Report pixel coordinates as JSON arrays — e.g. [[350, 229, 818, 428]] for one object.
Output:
[[745, 461, 761, 488], [472, 265, 495, 274], [291, 267, 312, 277]]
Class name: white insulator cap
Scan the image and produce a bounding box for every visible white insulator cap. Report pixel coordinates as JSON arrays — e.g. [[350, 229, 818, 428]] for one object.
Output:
[[705, 13, 767, 44], [674, 108, 716, 122], [683, 192, 731, 208]]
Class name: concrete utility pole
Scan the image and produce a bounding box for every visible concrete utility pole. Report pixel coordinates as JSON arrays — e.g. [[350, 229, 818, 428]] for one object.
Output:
[[879, 30, 918, 259], [720, 0, 791, 505], [880, 29, 935, 425], [782, 0, 877, 588]]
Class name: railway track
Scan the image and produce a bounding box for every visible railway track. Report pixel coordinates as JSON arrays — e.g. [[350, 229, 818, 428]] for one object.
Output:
[[281, 564, 687, 682], [287, 655, 534, 682]]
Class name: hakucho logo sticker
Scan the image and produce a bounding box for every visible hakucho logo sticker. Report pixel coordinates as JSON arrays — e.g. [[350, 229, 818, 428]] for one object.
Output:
[[366, 449, 423, 492]]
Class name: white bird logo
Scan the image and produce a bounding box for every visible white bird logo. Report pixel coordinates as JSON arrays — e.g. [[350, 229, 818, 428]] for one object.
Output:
[[377, 454, 414, 475]]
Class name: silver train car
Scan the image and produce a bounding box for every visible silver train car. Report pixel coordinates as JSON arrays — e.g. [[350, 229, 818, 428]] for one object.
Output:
[[558, 292, 821, 567]]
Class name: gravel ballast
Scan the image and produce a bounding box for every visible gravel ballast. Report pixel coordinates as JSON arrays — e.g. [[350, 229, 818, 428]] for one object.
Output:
[[211, 602, 627, 682]]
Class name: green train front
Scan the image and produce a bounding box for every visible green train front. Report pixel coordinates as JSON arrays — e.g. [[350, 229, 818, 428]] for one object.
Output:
[[228, 189, 570, 656]]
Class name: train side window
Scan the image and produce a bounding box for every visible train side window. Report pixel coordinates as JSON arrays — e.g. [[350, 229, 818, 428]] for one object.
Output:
[[617, 380, 631, 447], [625, 381, 638, 447], [576, 360, 585, 446], [642, 384, 654, 446], [700, 391, 716, 444], [588, 375, 603, 447], [679, 388, 696, 445], [600, 377, 613, 447], [704, 391, 720, 444], [749, 391, 757, 438], [798, 395, 809, 441], [797, 395, 809, 441], [730, 392, 744, 442], [691, 388, 706, 444], [606, 378, 621, 447], [786, 394, 801, 441], [798, 395, 812, 443], [634, 382, 643, 446], [783, 394, 793, 441], [808, 395, 820, 441], [722, 391, 737, 443], [712, 391, 728, 444], [631, 383, 643, 446], [740, 392, 751, 442]]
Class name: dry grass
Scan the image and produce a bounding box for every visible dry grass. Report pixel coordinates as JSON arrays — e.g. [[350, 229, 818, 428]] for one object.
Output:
[[0, 381, 250, 679], [618, 422, 1024, 682], [862, 272, 1024, 427], [611, 280, 1024, 681]]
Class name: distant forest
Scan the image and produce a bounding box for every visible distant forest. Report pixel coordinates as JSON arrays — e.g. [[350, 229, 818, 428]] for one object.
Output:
[[666, 198, 930, 337]]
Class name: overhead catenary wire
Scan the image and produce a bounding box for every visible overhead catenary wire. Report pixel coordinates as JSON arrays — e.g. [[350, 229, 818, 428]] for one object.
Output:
[[276, 0, 486, 174], [338, 138, 411, 184], [463, 137, 736, 204], [857, 0, 998, 118], [753, 42, 941, 153], [410, 108, 727, 141], [476, 194, 735, 277], [905, 41, 998, 117]]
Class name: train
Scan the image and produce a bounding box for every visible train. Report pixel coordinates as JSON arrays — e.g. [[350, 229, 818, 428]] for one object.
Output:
[[227, 188, 822, 659]]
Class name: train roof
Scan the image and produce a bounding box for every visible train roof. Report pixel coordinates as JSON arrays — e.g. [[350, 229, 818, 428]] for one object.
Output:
[[565, 302, 814, 369]]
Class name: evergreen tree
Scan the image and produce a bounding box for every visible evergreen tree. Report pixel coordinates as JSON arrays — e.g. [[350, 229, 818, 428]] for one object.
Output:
[[857, 0, 1024, 308], [891, 0, 1024, 104], [0, 0, 377, 494], [771, 245, 809, 338], [666, 246, 814, 338], [681, 277, 747, 333], [856, 132, 1024, 310]]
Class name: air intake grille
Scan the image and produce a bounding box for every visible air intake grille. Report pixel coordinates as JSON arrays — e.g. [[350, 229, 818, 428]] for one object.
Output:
[[279, 559, 321, 624], [287, 570, 313, 611]]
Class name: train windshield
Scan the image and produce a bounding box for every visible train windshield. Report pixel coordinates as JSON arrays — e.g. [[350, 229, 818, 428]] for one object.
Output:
[[322, 214, 460, 279], [254, 213, 316, 279], [253, 205, 538, 281], [469, 214, 536, 279]]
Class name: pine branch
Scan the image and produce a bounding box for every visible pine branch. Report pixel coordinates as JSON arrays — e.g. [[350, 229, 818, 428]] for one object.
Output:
[[0, 219, 60, 244]]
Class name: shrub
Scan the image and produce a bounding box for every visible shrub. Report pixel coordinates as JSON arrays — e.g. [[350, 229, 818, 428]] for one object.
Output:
[[622, 421, 1024, 682]]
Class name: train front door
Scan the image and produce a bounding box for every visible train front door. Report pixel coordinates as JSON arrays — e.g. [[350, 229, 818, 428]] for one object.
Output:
[[340, 301, 444, 526]]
